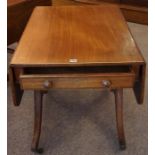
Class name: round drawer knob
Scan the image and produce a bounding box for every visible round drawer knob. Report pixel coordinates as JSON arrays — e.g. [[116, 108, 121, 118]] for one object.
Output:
[[43, 80, 51, 88], [102, 80, 111, 88]]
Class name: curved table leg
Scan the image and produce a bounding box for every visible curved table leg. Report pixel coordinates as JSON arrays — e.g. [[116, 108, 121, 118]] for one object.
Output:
[[114, 88, 126, 150], [31, 91, 44, 153]]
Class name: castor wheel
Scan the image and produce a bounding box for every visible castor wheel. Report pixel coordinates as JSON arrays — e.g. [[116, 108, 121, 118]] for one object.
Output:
[[31, 148, 44, 153], [119, 143, 126, 150]]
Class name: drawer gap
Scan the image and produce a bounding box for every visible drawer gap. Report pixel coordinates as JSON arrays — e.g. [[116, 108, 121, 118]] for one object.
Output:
[[23, 65, 133, 75]]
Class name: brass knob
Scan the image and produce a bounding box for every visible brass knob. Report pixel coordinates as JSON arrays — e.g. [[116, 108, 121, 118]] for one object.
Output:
[[102, 80, 111, 88], [43, 80, 51, 88]]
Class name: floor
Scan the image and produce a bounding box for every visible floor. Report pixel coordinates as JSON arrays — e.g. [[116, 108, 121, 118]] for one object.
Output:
[[7, 22, 148, 155]]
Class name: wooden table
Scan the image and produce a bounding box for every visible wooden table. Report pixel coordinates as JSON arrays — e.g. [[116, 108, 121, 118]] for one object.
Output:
[[10, 5, 146, 153]]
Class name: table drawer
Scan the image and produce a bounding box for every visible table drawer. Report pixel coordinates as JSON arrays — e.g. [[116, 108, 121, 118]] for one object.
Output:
[[19, 65, 136, 90], [20, 72, 135, 90]]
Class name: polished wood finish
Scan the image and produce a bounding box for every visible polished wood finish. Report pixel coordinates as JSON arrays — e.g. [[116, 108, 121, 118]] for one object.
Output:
[[31, 91, 44, 153], [20, 71, 135, 90], [9, 67, 23, 106], [9, 5, 146, 151], [11, 5, 144, 66], [114, 88, 126, 150], [7, 0, 51, 45], [53, 0, 148, 24], [133, 64, 146, 104]]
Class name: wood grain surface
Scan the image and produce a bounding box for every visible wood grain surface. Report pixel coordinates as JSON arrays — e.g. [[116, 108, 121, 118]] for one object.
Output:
[[9, 5, 146, 105], [20, 71, 135, 89], [11, 5, 144, 67], [53, 0, 148, 24]]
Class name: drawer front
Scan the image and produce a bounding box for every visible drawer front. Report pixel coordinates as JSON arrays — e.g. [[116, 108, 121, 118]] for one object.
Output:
[[20, 73, 135, 90]]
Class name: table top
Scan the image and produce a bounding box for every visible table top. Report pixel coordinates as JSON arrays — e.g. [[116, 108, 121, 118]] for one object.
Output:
[[11, 5, 144, 67]]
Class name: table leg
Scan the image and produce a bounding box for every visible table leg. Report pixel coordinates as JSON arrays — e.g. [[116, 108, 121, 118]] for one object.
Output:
[[31, 91, 44, 153], [114, 88, 126, 150]]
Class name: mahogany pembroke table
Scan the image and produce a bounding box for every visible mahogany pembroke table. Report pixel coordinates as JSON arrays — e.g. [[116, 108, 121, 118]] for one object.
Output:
[[9, 5, 146, 153]]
